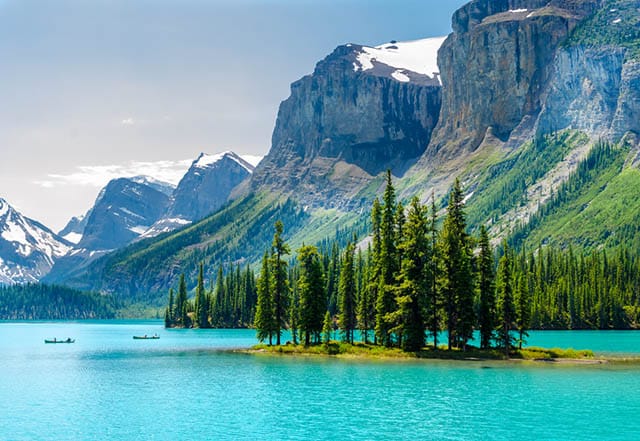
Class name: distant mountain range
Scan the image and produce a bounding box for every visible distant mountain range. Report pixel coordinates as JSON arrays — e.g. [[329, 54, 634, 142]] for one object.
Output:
[[0, 151, 257, 285]]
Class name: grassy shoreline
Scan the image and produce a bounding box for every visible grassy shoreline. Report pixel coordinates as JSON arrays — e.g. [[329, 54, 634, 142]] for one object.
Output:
[[239, 341, 640, 365]]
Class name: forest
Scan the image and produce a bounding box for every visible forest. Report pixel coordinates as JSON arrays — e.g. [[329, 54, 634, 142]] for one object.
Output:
[[0, 283, 116, 320], [165, 171, 640, 352]]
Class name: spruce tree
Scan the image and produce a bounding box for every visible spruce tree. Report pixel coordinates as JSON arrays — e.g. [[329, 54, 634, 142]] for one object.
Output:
[[297, 245, 326, 345], [177, 273, 190, 328], [322, 311, 333, 344], [255, 251, 276, 344], [356, 245, 375, 343], [428, 193, 440, 349], [477, 226, 496, 349], [338, 242, 357, 344], [195, 262, 209, 328], [271, 220, 291, 345], [165, 288, 175, 328], [496, 248, 516, 357], [396, 197, 429, 352], [515, 272, 531, 349], [375, 170, 399, 346], [441, 178, 474, 350]]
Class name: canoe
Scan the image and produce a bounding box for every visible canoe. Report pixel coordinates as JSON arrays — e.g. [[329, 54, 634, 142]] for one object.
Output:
[[132, 335, 160, 340], [44, 338, 75, 344]]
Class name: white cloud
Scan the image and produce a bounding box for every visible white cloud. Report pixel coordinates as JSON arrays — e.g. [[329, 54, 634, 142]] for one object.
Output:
[[121, 117, 135, 126], [33, 152, 264, 190], [35, 159, 193, 188]]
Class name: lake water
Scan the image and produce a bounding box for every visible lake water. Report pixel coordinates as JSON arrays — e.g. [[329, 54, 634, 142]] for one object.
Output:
[[2, 321, 640, 440]]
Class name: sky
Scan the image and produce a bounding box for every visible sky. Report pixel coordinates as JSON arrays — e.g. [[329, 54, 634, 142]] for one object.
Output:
[[0, 0, 467, 232]]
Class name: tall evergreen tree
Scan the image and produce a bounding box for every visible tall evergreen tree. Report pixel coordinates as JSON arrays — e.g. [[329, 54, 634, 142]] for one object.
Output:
[[195, 262, 209, 328], [396, 197, 429, 351], [322, 311, 333, 344], [477, 226, 496, 349], [165, 288, 175, 327], [271, 220, 291, 345], [338, 242, 357, 343], [297, 245, 326, 345], [496, 248, 516, 357], [515, 272, 531, 349], [356, 245, 375, 343], [428, 192, 440, 349], [255, 251, 276, 344], [177, 273, 190, 328], [375, 170, 399, 346], [441, 178, 474, 350]]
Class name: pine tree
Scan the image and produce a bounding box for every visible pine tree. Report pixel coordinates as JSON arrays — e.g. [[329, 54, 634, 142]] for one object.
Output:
[[515, 272, 530, 349], [428, 193, 440, 349], [322, 311, 333, 344], [375, 170, 399, 346], [297, 245, 326, 345], [177, 273, 190, 328], [255, 252, 276, 344], [271, 220, 291, 345], [396, 197, 429, 352], [441, 178, 474, 350], [356, 245, 375, 343], [477, 226, 496, 349], [496, 248, 516, 357], [195, 262, 209, 328], [165, 288, 175, 328], [338, 242, 357, 344]]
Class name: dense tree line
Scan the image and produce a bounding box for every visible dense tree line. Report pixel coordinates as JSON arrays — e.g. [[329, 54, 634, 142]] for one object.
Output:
[[165, 171, 640, 351], [0, 283, 116, 320], [164, 263, 257, 329], [252, 172, 640, 354]]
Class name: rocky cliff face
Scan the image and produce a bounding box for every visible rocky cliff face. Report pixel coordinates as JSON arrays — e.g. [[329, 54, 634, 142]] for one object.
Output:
[[75, 177, 172, 251], [250, 38, 444, 209], [427, 0, 603, 158]]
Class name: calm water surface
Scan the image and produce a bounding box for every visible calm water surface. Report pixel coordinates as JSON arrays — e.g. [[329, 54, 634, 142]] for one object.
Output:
[[1, 321, 640, 440]]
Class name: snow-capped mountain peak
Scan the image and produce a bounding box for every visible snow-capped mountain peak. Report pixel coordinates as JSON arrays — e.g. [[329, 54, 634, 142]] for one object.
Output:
[[0, 197, 72, 284], [352, 36, 447, 84], [194, 151, 256, 174]]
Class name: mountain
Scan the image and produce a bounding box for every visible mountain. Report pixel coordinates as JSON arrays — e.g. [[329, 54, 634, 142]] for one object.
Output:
[[143, 151, 254, 237], [0, 198, 71, 284], [43, 177, 174, 284], [54, 0, 640, 303], [249, 37, 445, 210], [58, 213, 88, 245], [76, 177, 173, 251]]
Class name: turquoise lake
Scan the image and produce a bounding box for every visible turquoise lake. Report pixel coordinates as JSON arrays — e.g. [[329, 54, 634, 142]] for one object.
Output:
[[2, 321, 640, 440]]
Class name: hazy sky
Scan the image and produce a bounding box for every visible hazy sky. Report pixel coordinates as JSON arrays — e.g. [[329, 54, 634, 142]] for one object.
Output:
[[0, 0, 467, 231]]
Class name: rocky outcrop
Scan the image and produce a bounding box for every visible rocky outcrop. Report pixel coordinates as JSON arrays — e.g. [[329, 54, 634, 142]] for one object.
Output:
[[536, 47, 629, 137], [250, 38, 444, 209], [426, 0, 602, 158]]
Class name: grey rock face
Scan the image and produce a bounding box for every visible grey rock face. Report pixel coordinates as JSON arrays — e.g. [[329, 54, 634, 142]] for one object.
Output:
[[428, 0, 601, 157], [77, 178, 171, 251], [250, 42, 442, 209], [167, 152, 252, 222], [537, 47, 629, 138]]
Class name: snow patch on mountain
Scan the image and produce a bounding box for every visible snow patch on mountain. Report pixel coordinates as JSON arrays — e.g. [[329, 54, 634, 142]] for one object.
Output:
[[353, 36, 447, 83], [0, 197, 72, 284], [194, 151, 255, 174]]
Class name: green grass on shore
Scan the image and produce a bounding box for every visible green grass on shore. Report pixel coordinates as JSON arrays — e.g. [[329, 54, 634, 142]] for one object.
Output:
[[249, 342, 595, 362]]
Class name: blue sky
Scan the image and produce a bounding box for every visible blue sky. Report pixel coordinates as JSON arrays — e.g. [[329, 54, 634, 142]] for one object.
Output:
[[0, 0, 467, 230]]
